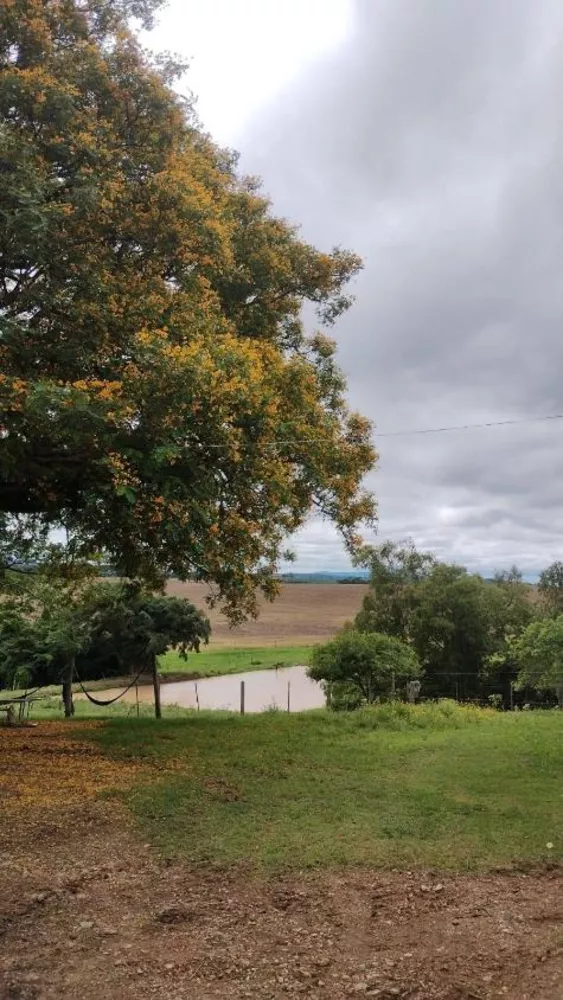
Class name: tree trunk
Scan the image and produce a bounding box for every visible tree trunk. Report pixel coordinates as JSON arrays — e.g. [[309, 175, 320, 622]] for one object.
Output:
[[62, 657, 75, 718], [152, 653, 162, 719], [556, 684, 563, 710]]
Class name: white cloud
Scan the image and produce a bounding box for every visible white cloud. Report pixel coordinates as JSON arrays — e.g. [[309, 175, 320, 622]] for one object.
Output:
[[144, 0, 353, 145], [144, 1, 563, 576]]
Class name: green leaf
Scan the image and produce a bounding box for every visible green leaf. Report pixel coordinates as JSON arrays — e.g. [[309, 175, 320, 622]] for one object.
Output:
[[116, 485, 137, 505]]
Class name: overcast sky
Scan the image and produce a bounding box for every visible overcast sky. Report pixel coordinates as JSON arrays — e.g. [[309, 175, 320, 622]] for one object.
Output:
[[146, 0, 563, 576]]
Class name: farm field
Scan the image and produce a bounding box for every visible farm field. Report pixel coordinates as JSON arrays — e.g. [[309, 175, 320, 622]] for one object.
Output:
[[164, 580, 369, 647], [1, 707, 562, 1000]]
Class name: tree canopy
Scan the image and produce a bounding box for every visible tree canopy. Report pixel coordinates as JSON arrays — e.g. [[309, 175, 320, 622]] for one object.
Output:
[[538, 561, 563, 616], [355, 541, 534, 701], [355, 540, 436, 638], [75, 581, 210, 680], [0, 575, 92, 708], [0, 0, 375, 620], [510, 616, 563, 707]]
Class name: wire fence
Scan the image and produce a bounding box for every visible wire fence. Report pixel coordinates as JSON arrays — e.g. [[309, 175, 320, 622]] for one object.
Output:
[[4, 663, 560, 721], [407, 673, 560, 711]]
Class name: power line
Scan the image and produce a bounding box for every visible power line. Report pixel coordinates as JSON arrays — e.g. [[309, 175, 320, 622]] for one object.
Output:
[[193, 411, 563, 450], [374, 412, 563, 438]]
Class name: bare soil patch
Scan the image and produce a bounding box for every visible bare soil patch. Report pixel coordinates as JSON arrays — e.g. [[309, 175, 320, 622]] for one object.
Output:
[[1, 725, 562, 1000], [164, 581, 369, 647], [1, 814, 562, 1000]]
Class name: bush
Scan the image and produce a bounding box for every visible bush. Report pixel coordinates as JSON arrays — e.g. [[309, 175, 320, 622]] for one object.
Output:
[[309, 629, 420, 706], [326, 681, 365, 712]]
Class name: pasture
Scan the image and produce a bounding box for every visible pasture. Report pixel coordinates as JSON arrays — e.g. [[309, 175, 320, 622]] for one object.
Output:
[[98, 703, 563, 872]]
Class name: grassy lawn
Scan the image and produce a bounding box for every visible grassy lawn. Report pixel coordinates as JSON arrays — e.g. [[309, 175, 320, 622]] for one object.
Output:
[[160, 643, 312, 677], [22, 695, 188, 720], [94, 703, 563, 872]]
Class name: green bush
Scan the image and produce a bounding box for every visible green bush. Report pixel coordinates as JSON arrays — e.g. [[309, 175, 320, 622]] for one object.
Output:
[[326, 681, 365, 712], [309, 629, 420, 706]]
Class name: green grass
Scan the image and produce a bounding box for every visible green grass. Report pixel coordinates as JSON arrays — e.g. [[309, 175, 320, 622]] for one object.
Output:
[[22, 694, 188, 721], [159, 644, 312, 677], [93, 703, 563, 873]]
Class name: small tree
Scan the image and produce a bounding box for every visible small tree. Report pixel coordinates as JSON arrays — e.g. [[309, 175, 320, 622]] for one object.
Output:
[[76, 583, 211, 717], [0, 602, 45, 691], [308, 629, 420, 707], [0, 578, 92, 716], [510, 616, 563, 708], [41, 587, 91, 717], [77, 583, 210, 675]]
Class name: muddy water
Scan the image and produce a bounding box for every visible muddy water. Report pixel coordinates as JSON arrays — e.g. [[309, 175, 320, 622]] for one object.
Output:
[[96, 664, 325, 713]]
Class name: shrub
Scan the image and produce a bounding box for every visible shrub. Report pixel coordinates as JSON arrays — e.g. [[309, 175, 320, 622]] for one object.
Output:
[[309, 629, 420, 707]]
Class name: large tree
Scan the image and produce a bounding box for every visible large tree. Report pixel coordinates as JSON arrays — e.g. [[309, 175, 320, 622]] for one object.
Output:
[[355, 540, 436, 638], [538, 561, 563, 616], [0, 0, 375, 620], [510, 616, 563, 708]]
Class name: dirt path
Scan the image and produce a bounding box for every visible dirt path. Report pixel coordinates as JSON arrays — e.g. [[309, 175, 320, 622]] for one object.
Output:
[[1, 726, 562, 1000]]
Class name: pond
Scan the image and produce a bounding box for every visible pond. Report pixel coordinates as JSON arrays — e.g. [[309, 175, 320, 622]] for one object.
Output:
[[95, 664, 325, 714]]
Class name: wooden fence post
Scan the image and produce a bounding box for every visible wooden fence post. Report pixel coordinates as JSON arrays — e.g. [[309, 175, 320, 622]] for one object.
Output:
[[152, 654, 162, 719]]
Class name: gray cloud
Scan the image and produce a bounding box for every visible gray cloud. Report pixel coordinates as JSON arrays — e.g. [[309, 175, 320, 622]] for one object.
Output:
[[241, 0, 563, 576]]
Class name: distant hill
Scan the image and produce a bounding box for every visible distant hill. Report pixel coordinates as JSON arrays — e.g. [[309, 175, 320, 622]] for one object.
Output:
[[278, 571, 369, 584]]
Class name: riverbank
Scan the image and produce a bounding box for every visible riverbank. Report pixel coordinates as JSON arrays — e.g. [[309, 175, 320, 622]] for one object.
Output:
[[4, 644, 313, 706], [160, 643, 312, 677]]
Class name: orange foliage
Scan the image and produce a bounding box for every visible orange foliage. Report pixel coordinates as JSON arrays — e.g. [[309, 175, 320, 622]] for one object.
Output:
[[0, 722, 185, 813], [1, 0, 376, 622]]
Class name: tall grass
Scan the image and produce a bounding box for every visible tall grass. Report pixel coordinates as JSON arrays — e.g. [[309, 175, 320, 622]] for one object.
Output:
[[348, 699, 496, 730]]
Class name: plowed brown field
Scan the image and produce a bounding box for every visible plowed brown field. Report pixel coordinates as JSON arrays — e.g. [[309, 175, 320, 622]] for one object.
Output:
[[164, 581, 369, 647]]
